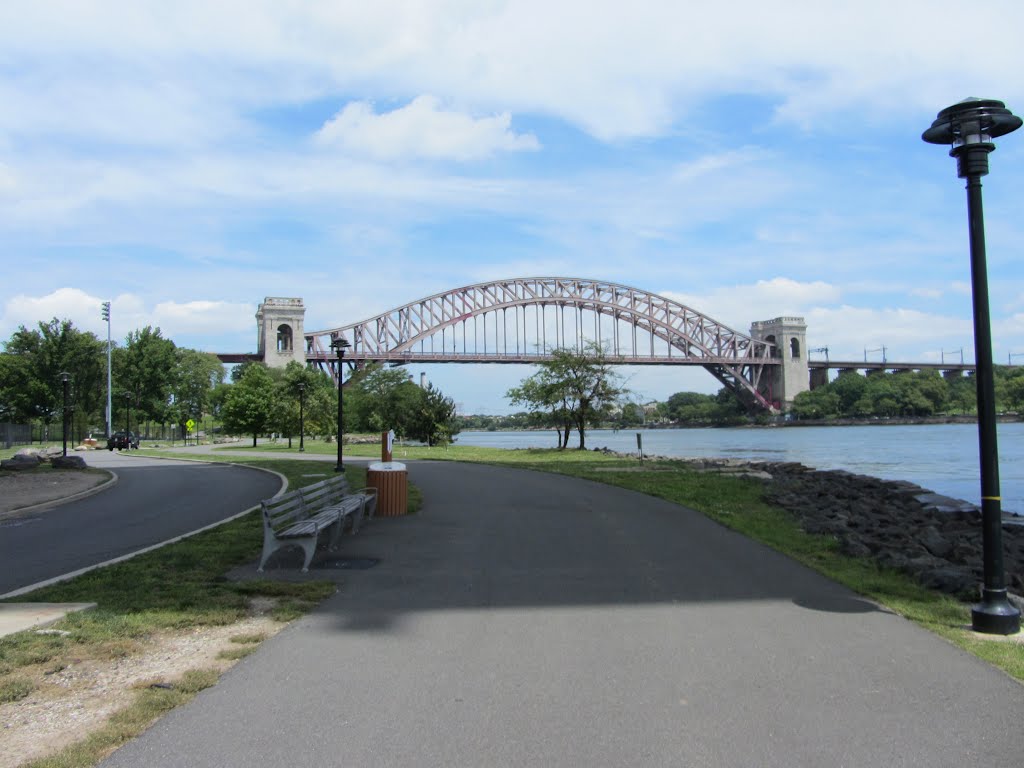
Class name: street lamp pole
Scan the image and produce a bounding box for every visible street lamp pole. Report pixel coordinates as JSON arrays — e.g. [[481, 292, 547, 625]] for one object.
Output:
[[59, 372, 70, 457], [923, 97, 1022, 635], [101, 302, 112, 438], [331, 337, 351, 472], [124, 392, 132, 448], [297, 382, 306, 453]]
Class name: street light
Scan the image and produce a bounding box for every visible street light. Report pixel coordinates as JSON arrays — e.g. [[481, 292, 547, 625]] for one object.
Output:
[[297, 382, 306, 453], [101, 302, 112, 438], [330, 337, 351, 472], [923, 97, 1022, 635], [124, 392, 132, 448], [59, 372, 70, 457]]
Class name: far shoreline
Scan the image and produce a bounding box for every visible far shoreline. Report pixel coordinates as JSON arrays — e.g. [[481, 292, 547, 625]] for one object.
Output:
[[462, 414, 1022, 432]]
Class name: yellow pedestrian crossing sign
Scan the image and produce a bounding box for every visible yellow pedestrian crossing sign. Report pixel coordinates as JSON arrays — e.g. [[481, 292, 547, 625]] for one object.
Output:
[[186, 419, 196, 432]]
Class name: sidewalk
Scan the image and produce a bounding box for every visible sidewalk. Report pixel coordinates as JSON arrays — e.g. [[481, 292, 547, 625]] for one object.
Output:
[[98, 460, 1024, 768]]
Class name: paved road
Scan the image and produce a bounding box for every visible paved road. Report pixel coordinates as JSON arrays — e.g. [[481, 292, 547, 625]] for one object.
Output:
[[101, 461, 1023, 767], [0, 451, 282, 595]]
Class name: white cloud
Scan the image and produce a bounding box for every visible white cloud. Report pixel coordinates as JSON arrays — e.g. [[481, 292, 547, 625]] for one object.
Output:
[[1, 288, 108, 338], [314, 95, 539, 161], [2, 1, 1022, 147], [1, 289, 254, 350], [803, 306, 972, 362], [151, 300, 256, 336], [664, 278, 843, 332]]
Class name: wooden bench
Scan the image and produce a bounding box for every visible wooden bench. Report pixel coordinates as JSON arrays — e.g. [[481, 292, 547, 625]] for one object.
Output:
[[257, 475, 378, 572]]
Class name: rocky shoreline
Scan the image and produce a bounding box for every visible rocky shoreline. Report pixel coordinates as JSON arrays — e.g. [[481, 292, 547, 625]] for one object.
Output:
[[599, 449, 1023, 604]]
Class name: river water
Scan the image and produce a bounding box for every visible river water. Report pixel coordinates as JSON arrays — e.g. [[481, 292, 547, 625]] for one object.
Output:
[[455, 423, 1024, 516]]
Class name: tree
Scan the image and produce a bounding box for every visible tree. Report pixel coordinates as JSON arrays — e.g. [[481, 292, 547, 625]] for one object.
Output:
[[1005, 371, 1024, 413], [507, 369, 573, 447], [790, 388, 841, 420], [407, 383, 460, 446], [171, 349, 224, 430], [116, 326, 177, 428], [221, 363, 276, 447], [1, 319, 105, 441], [346, 365, 422, 437], [830, 372, 868, 416], [508, 343, 627, 449]]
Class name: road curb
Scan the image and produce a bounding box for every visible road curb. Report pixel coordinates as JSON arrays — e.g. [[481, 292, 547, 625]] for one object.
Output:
[[0, 469, 118, 521], [0, 457, 289, 600]]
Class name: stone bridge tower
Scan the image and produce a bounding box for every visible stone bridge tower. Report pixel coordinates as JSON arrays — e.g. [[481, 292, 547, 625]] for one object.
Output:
[[749, 316, 809, 410], [256, 297, 307, 369]]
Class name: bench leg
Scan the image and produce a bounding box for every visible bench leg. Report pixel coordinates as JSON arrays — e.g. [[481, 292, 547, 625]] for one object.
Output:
[[258, 531, 282, 572], [298, 538, 318, 572], [328, 515, 347, 550]]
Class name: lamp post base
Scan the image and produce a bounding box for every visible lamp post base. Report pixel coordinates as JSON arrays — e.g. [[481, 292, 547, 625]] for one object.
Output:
[[971, 589, 1021, 635], [334, 463, 345, 473]]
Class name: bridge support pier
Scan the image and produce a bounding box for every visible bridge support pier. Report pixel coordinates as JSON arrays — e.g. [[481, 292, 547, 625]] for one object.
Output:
[[749, 317, 809, 410], [257, 297, 307, 369]]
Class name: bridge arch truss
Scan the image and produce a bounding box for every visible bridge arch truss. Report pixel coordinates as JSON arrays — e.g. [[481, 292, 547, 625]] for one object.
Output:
[[305, 277, 779, 410]]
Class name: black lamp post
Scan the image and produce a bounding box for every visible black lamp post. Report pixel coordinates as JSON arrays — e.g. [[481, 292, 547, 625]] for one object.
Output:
[[331, 337, 351, 472], [923, 97, 1022, 635], [297, 382, 306, 453], [124, 392, 132, 448], [59, 372, 70, 457]]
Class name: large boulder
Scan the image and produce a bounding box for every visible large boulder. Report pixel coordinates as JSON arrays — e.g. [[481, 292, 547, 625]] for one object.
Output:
[[2, 454, 41, 471], [51, 455, 88, 470]]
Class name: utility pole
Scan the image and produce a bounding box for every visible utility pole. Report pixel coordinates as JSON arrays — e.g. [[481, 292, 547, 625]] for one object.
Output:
[[102, 302, 112, 438]]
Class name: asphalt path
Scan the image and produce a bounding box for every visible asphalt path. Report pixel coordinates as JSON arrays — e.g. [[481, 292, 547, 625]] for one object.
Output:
[[100, 460, 1024, 768], [0, 451, 282, 595]]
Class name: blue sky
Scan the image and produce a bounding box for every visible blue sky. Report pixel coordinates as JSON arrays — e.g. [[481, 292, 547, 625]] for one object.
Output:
[[3, 1, 1024, 414]]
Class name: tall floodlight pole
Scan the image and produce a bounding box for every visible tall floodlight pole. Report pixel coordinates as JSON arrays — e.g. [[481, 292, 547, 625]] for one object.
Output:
[[101, 302, 112, 438], [297, 382, 306, 453], [923, 97, 1022, 635], [331, 337, 351, 472], [124, 392, 132, 446], [59, 372, 70, 457]]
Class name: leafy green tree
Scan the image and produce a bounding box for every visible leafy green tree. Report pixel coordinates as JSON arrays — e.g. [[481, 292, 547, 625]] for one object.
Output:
[[1001, 369, 1024, 413], [171, 349, 224, 428], [507, 369, 573, 447], [947, 374, 976, 415], [407, 383, 460, 446], [1, 319, 105, 441], [508, 343, 627, 449], [268, 361, 335, 446], [830, 372, 868, 416], [346, 365, 422, 437], [115, 326, 177, 428], [790, 388, 841, 420], [221, 363, 276, 447], [618, 402, 646, 427]]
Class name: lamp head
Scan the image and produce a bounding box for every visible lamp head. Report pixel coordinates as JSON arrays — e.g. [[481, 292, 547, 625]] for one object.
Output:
[[923, 98, 1021, 147], [330, 337, 351, 356], [59, 371, 70, 383]]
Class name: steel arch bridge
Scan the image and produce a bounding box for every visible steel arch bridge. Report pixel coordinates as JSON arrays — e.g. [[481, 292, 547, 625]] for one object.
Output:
[[304, 277, 780, 410]]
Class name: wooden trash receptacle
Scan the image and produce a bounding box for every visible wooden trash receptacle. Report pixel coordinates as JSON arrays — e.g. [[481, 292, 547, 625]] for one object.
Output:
[[367, 461, 408, 516]]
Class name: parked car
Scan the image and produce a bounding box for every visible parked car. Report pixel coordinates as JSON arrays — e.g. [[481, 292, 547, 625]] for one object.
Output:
[[107, 431, 140, 450]]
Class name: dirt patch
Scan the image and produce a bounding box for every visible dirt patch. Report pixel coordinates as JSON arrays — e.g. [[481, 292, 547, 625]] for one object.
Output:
[[0, 603, 287, 767], [0, 468, 112, 516]]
